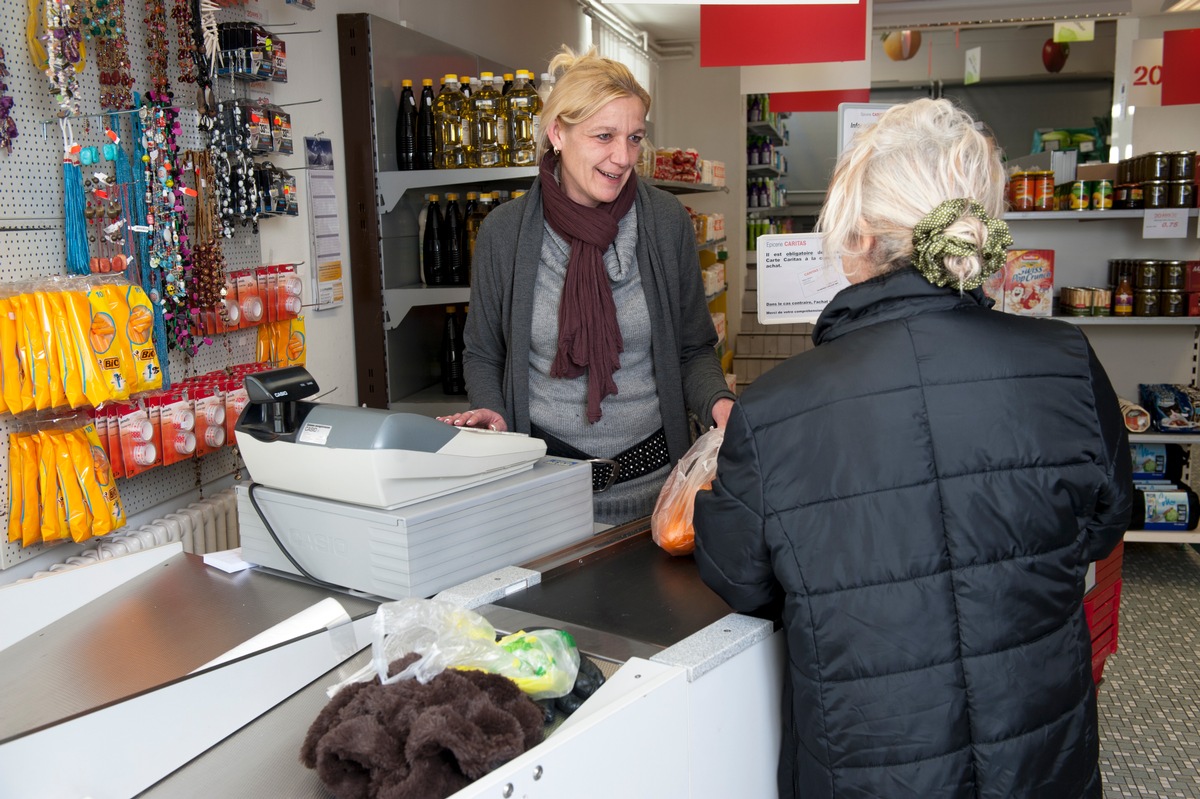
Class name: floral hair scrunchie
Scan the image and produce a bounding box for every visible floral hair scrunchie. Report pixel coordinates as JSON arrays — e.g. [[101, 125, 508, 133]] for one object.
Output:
[[911, 198, 1013, 290]]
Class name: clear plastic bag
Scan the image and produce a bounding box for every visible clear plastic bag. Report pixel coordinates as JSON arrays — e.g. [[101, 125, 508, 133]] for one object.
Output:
[[329, 598, 580, 700], [651, 427, 725, 556]]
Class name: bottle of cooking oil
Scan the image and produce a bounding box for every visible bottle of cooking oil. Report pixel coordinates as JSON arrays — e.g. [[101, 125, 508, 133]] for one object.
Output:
[[434, 75, 466, 169], [502, 73, 514, 95], [467, 71, 502, 168], [443, 192, 467, 286], [466, 192, 494, 281], [503, 70, 541, 167]]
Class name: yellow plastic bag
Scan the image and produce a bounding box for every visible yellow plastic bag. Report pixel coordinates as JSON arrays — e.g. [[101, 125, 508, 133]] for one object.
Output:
[[36, 430, 66, 543], [47, 292, 86, 408], [1, 296, 33, 414], [123, 284, 162, 393], [17, 293, 52, 411], [282, 317, 306, 366], [33, 292, 66, 409], [650, 427, 724, 556], [87, 285, 137, 400], [80, 422, 125, 531], [49, 429, 93, 543], [66, 427, 112, 538], [15, 433, 42, 546]]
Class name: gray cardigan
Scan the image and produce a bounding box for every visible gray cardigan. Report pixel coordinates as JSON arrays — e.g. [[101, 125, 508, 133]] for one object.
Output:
[[463, 176, 735, 465]]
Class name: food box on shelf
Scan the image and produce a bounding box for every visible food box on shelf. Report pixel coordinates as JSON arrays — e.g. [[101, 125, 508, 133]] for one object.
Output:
[[1003, 249, 1055, 316]]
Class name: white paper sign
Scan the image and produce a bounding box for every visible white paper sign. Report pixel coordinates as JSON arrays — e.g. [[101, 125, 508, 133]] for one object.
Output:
[[1142, 208, 1188, 239], [836, 102, 892, 155], [757, 233, 848, 324], [1129, 38, 1163, 109], [964, 47, 982, 86]]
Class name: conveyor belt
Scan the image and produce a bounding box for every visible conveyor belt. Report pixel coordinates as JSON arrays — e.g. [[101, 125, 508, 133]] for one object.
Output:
[[495, 527, 734, 650]]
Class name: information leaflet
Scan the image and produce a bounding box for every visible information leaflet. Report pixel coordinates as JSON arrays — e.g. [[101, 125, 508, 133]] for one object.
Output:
[[757, 233, 848, 325]]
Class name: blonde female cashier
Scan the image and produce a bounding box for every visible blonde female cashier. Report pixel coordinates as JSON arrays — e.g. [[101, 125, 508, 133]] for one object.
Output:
[[437, 46, 734, 525]]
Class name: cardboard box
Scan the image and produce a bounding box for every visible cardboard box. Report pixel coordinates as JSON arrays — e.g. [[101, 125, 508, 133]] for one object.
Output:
[[1003, 249, 1055, 316], [1183, 261, 1200, 293], [982, 268, 1006, 311], [1077, 162, 1118, 181]]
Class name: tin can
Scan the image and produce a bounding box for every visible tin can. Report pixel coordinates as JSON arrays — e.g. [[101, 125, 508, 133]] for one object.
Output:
[[1134, 290, 1161, 317], [1162, 260, 1187, 290], [1144, 180, 1170, 209], [1065, 180, 1089, 210], [1059, 287, 1091, 316], [1009, 171, 1035, 212], [1162, 289, 1185, 317], [1148, 152, 1172, 180], [1088, 287, 1112, 316], [1033, 171, 1056, 211], [1135, 260, 1161, 290], [1091, 179, 1113, 210], [1170, 150, 1196, 181], [1168, 181, 1195, 208]]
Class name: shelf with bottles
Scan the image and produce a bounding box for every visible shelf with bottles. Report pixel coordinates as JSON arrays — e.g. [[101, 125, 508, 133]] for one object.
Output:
[[1005, 209, 1198, 223], [378, 167, 539, 214], [746, 119, 788, 146], [747, 164, 786, 179], [1052, 315, 1200, 326]]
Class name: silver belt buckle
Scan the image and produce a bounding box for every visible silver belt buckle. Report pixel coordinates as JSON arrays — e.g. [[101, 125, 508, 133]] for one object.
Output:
[[586, 458, 621, 492]]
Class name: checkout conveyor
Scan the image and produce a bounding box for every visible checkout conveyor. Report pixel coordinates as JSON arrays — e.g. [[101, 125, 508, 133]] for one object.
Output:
[[0, 369, 784, 798]]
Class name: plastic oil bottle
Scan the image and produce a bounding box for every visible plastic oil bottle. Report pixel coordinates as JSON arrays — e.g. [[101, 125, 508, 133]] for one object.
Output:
[[503, 69, 541, 167], [443, 192, 467, 286], [441, 305, 466, 395], [396, 79, 417, 170], [422, 194, 445, 286], [468, 71, 502, 168], [434, 75, 466, 169], [466, 192, 494, 283], [416, 78, 436, 169], [537, 72, 554, 107]]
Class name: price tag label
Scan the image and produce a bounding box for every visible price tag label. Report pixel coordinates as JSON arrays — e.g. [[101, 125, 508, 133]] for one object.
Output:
[[1142, 208, 1188, 239]]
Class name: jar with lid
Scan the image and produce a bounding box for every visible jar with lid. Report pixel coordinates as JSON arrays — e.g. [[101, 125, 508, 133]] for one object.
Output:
[[1009, 171, 1035, 211], [1168, 181, 1195, 209], [1135, 260, 1161, 290], [1109, 258, 1134, 288], [1033, 171, 1056, 211], [1134, 290, 1160, 317], [1162, 289, 1185, 317], [1147, 152, 1172, 180], [1170, 150, 1196, 181], [1162, 260, 1187, 290], [1144, 180, 1170, 209]]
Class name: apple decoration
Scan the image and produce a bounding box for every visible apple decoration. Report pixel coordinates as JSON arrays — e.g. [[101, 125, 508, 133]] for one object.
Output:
[[1042, 38, 1069, 73], [882, 30, 922, 62]]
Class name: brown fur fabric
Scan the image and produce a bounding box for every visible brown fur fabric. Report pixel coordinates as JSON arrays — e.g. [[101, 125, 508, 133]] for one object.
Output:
[[300, 654, 544, 799]]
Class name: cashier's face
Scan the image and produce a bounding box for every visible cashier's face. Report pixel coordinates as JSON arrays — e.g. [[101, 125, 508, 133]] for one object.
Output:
[[549, 95, 646, 208]]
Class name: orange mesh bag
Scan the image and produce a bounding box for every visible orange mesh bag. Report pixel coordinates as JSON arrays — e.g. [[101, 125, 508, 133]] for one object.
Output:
[[650, 427, 724, 556]]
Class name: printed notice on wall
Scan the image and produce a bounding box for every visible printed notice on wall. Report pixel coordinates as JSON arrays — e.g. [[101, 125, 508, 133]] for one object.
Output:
[[756, 233, 848, 325], [305, 137, 345, 309]]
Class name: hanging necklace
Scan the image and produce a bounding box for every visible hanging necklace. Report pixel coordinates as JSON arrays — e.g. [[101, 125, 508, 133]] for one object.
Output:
[[144, 0, 170, 97], [43, 0, 85, 117], [0, 46, 16, 154], [83, 0, 134, 110], [171, 0, 199, 85]]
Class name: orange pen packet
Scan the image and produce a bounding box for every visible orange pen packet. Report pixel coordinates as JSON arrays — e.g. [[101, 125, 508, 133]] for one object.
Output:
[[123, 284, 162, 393], [15, 433, 43, 546], [8, 432, 23, 543], [16, 293, 53, 411], [67, 426, 114, 538], [47, 428, 93, 543], [45, 292, 86, 409], [61, 291, 113, 407], [87, 285, 138, 401], [81, 421, 125, 531], [33, 292, 67, 410], [35, 430, 66, 543]]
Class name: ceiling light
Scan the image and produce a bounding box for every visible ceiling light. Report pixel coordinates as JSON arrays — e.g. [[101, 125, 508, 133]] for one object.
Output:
[[1163, 0, 1200, 10]]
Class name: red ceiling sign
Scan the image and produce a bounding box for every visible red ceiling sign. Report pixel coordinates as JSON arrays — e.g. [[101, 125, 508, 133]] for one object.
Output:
[[770, 89, 870, 113], [700, 2, 868, 68], [1162, 28, 1200, 106]]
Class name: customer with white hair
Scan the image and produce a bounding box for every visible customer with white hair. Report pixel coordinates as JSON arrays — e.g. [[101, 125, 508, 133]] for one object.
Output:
[[694, 98, 1131, 799]]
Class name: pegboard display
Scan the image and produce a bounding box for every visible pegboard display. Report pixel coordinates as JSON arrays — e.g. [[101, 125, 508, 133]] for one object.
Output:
[[0, 3, 289, 570]]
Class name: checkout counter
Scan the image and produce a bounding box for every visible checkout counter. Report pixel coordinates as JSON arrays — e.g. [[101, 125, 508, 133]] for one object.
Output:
[[0, 370, 784, 798]]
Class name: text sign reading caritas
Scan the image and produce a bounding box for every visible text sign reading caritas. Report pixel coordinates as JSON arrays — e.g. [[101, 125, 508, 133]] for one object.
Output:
[[756, 233, 848, 325]]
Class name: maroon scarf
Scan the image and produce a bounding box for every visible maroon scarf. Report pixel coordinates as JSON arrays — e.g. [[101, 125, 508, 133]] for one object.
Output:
[[539, 150, 639, 423]]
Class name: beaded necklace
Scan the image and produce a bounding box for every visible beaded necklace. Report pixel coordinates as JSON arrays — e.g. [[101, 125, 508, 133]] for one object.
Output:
[[0, 46, 16, 154], [143, 0, 170, 96], [171, 0, 199, 85], [83, 0, 134, 109], [43, 0, 84, 117]]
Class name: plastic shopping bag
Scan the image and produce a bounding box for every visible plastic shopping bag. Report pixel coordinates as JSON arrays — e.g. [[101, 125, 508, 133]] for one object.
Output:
[[329, 598, 580, 700], [651, 427, 725, 556]]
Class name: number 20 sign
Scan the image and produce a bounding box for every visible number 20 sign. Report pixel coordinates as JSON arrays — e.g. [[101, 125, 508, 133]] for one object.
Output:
[[1129, 38, 1163, 108]]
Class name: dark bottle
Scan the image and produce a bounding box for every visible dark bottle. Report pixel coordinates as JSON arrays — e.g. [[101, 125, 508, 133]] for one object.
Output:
[[443, 192, 466, 286], [396, 79, 417, 170], [416, 78, 437, 170], [502, 72, 513, 95], [422, 194, 445, 286], [441, 305, 466, 395]]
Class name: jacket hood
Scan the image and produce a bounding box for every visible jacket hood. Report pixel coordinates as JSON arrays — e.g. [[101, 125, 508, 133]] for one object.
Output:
[[813, 267, 995, 346]]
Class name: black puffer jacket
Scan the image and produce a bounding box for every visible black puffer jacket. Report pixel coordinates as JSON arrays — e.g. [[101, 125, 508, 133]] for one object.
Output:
[[694, 269, 1131, 799]]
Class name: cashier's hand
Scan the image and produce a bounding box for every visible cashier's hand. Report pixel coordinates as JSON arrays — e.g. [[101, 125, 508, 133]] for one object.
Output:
[[436, 408, 508, 432], [711, 398, 734, 430]]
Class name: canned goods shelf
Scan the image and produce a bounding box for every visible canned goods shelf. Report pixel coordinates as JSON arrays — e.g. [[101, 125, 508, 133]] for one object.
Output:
[[1054, 315, 1200, 326], [1005, 209, 1198, 221]]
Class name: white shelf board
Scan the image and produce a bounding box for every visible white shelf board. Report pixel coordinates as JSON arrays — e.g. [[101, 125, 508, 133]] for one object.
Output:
[[382, 285, 471, 330], [1005, 209, 1198, 222], [1124, 530, 1200, 544], [378, 167, 539, 213], [747, 164, 785, 178], [746, 120, 785, 145], [1128, 432, 1200, 444], [649, 179, 728, 194], [747, 205, 790, 215], [1055, 316, 1200, 326]]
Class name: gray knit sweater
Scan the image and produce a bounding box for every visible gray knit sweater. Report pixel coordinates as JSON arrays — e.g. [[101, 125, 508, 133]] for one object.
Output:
[[464, 176, 734, 523]]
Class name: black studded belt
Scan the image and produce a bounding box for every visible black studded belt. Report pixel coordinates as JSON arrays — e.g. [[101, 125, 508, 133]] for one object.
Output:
[[530, 425, 671, 492]]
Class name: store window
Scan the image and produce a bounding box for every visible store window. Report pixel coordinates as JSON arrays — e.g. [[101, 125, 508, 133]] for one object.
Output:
[[585, 8, 659, 138]]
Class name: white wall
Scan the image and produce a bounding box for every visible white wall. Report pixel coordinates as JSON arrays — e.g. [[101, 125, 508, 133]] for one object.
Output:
[[1129, 10, 1200, 152]]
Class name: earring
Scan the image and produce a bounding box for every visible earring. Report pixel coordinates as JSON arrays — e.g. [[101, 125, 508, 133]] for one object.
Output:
[[553, 147, 561, 156]]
